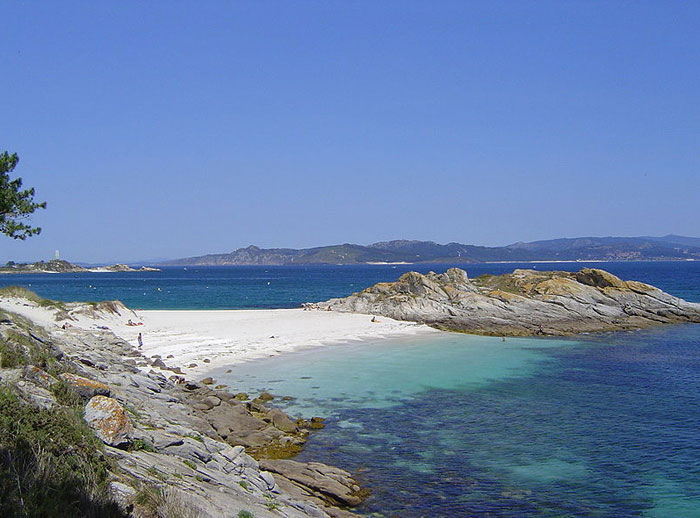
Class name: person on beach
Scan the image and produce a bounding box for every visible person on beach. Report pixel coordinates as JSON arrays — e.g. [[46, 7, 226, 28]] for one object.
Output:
[[137, 332, 143, 349]]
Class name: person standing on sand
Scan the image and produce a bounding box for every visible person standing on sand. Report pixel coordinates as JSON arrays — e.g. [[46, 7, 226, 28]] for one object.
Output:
[[137, 332, 143, 349]]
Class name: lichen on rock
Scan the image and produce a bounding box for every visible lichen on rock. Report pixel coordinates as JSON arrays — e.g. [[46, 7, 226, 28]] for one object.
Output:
[[84, 395, 134, 447], [321, 267, 700, 336]]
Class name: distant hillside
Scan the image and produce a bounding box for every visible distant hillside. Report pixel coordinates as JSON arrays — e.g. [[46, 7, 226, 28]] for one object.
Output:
[[161, 235, 700, 266]]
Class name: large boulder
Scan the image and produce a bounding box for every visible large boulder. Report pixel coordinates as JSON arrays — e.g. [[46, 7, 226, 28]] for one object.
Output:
[[60, 372, 110, 398], [84, 395, 133, 447], [268, 408, 299, 433], [260, 459, 365, 507]]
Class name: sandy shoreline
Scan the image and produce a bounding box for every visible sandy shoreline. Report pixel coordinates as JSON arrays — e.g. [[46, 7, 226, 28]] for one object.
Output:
[[0, 297, 438, 378], [118, 309, 437, 377]]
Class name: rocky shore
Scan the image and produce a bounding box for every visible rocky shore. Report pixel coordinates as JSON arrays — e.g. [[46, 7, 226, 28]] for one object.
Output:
[[320, 267, 700, 336], [0, 259, 159, 274], [0, 290, 364, 517]]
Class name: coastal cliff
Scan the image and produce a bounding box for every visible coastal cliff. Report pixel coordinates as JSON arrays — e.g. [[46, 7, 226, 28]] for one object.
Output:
[[0, 290, 363, 518], [320, 268, 700, 336]]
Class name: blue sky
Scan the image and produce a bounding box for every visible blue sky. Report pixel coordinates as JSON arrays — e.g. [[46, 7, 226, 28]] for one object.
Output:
[[2, 1, 699, 263]]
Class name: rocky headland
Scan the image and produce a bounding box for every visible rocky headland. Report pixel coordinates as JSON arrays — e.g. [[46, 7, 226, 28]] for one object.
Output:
[[0, 289, 364, 518], [0, 259, 160, 274], [319, 267, 700, 336]]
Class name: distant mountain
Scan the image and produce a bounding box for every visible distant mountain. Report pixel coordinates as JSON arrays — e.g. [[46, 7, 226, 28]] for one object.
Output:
[[640, 234, 700, 248], [160, 235, 700, 266]]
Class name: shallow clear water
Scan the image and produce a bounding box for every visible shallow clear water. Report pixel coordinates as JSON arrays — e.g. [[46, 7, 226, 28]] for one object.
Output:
[[212, 333, 573, 416], [4, 261, 700, 516], [220, 326, 700, 518]]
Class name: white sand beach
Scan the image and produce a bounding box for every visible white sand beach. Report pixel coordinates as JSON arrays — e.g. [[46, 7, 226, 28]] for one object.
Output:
[[0, 297, 437, 377], [116, 309, 437, 376]]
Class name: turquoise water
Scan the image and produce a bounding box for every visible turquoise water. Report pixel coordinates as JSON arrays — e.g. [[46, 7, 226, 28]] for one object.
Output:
[[211, 333, 571, 417], [220, 326, 700, 517], [4, 261, 700, 516]]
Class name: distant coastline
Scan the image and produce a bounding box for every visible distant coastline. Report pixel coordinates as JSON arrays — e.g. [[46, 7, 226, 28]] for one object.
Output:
[[0, 259, 160, 275], [160, 235, 700, 266], [5, 235, 700, 270]]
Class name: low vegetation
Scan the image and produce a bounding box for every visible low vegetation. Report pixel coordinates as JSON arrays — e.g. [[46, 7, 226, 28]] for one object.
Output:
[[0, 336, 25, 368], [0, 386, 127, 517], [50, 379, 83, 407], [133, 484, 202, 518]]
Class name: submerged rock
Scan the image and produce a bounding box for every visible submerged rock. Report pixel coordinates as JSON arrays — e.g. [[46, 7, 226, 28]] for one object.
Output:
[[258, 391, 275, 401]]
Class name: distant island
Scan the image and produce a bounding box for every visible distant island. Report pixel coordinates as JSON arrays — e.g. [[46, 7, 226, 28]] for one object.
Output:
[[161, 235, 700, 266], [0, 259, 160, 274]]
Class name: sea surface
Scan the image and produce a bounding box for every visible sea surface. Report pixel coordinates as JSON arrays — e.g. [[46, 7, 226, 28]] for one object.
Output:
[[2, 261, 699, 517], [1, 261, 698, 310]]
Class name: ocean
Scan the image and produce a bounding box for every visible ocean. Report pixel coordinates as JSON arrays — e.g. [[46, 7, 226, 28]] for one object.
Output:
[[2, 261, 699, 517], [1, 261, 698, 310]]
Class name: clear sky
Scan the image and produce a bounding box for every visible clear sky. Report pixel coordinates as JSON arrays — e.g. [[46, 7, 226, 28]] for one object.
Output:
[[2, 1, 699, 263]]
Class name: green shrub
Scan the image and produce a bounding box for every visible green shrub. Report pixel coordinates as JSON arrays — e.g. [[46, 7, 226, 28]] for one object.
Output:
[[238, 511, 255, 518], [264, 493, 280, 511], [0, 328, 61, 374], [147, 465, 168, 481], [133, 485, 201, 518], [0, 386, 126, 517], [38, 298, 68, 311], [130, 438, 156, 452], [0, 286, 45, 303], [183, 432, 204, 442], [0, 338, 26, 368], [50, 380, 82, 407]]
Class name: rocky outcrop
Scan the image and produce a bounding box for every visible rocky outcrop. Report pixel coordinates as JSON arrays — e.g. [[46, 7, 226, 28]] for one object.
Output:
[[0, 297, 364, 518], [260, 459, 366, 508], [61, 372, 111, 398], [0, 259, 88, 274], [84, 395, 134, 447], [320, 267, 700, 336], [0, 260, 160, 274], [90, 264, 161, 272]]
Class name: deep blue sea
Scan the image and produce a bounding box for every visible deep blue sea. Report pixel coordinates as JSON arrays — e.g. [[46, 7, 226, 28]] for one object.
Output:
[[2, 261, 699, 517], [1, 261, 698, 310]]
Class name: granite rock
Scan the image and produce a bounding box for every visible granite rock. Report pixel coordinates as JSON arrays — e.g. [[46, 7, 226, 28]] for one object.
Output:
[[322, 267, 700, 336], [84, 395, 133, 447]]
